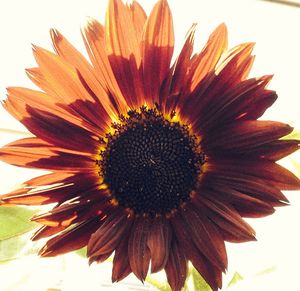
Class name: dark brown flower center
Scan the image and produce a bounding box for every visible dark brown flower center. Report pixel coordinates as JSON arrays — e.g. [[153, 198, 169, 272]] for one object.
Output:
[[98, 107, 205, 215]]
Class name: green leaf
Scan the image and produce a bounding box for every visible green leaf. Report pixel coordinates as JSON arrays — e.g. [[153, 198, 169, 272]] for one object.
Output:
[[191, 267, 212, 291], [0, 232, 39, 263], [292, 161, 300, 176], [282, 130, 300, 140], [227, 272, 244, 288], [0, 235, 27, 262], [256, 265, 276, 276], [0, 206, 39, 240], [146, 276, 171, 291], [75, 247, 87, 258]]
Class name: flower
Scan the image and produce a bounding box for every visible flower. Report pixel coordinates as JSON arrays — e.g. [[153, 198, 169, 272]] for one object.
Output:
[[1, 0, 300, 290]]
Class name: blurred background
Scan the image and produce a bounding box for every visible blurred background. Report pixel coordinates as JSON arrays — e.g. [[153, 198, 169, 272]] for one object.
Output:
[[0, 0, 299, 290]]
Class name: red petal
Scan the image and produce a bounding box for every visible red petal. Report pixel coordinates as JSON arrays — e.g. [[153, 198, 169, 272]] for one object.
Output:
[[147, 216, 171, 273], [259, 139, 300, 160], [171, 213, 222, 290], [165, 237, 188, 291], [195, 194, 256, 242], [88, 252, 112, 265], [181, 204, 228, 270], [4, 87, 104, 135], [0, 138, 95, 172], [207, 159, 300, 190], [19, 106, 99, 154], [188, 248, 222, 291], [183, 42, 256, 125], [1, 172, 98, 205], [206, 183, 275, 218], [203, 120, 293, 152], [32, 188, 108, 227], [179, 24, 227, 119], [112, 232, 132, 282], [87, 209, 132, 259], [205, 171, 289, 205], [128, 216, 151, 282], [31, 225, 67, 241], [193, 75, 275, 131], [39, 216, 102, 257]]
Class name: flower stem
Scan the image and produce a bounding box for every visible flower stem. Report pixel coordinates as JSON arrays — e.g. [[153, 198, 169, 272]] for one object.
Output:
[[260, 0, 300, 8], [0, 128, 32, 136]]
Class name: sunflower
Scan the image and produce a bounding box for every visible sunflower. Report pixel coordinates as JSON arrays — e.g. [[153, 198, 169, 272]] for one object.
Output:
[[0, 0, 299, 290]]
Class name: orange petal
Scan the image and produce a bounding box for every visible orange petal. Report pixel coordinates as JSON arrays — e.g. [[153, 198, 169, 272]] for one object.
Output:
[[5, 87, 102, 134], [105, 0, 145, 107], [50, 29, 117, 119], [189, 23, 228, 92], [162, 24, 196, 114], [32, 46, 109, 131], [81, 18, 128, 115], [128, 0, 147, 39], [26, 67, 57, 96], [142, 0, 174, 106]]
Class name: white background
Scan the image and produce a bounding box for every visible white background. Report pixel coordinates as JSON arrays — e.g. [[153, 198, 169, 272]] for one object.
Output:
[[0, 0, 300, 290]]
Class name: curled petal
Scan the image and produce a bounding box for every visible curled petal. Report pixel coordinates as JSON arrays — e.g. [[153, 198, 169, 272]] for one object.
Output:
[[32, 188, 108, 227], [1, 172, 98, 206], [39, 216, 102, 257], [32, 225, 67, 241], [87, 209, 132, 259]]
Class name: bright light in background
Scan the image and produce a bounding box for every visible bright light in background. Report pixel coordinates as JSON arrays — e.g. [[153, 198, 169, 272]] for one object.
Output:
[[0, 0, 299, 290]]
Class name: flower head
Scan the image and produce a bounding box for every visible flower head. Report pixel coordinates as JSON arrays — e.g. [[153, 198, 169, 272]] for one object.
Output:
[[1, 0, 300, 290]]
